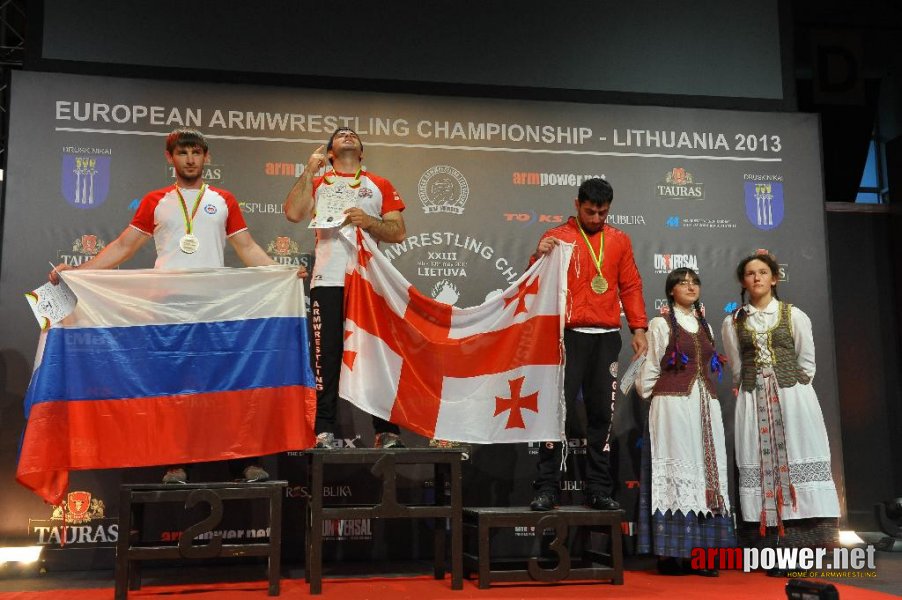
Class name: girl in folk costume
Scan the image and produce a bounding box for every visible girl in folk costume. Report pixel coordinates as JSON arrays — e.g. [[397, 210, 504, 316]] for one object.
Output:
[[636, 268, 735, 576], [720, 251, 839, 562]]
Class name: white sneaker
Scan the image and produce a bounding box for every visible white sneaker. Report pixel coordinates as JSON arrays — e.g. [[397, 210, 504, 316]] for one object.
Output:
[[314, 432, 337, 449], [242, 465, 269, 482], [162, 467, 187, 484]]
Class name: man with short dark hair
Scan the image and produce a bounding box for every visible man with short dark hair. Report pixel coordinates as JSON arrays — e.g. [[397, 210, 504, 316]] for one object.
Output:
[[284, 127, 408, 449], [529, 177, 648, 511], [50, 127, 303, 483]]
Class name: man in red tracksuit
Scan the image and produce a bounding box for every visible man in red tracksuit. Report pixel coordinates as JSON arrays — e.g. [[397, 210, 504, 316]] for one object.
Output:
[[530, 177, 648, 511]]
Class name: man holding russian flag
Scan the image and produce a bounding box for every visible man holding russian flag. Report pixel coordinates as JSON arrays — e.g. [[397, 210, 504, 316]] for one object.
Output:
[[46, 128, 307, 485]]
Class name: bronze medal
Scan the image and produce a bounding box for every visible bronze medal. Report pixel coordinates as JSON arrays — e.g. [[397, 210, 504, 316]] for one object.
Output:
[[591, 274, 608, 294]]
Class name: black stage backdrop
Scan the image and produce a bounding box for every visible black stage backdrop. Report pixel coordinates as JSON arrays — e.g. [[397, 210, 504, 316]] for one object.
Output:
[[0, 71, 841, 568]]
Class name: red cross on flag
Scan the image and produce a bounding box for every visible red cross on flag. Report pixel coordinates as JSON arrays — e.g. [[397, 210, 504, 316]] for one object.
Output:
[[339, 231, 572, 443]]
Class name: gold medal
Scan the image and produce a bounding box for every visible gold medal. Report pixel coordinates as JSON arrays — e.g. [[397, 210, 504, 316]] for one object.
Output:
[[179, 233, 200, 254], [591, 274, 608, 294]]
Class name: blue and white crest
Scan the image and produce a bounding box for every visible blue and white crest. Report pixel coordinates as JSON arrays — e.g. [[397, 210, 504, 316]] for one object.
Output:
[[61, 155, 111, 209], [744, 181, 783, 230]]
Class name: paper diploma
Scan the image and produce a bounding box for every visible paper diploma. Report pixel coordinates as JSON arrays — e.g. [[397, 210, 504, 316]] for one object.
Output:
[[25, 279, 77, 330], [309, 181, 357, 229]]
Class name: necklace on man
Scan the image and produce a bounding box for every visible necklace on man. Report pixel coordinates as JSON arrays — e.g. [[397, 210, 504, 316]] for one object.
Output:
[[577, 220, 607, 294], [175, 184, 207, 254]]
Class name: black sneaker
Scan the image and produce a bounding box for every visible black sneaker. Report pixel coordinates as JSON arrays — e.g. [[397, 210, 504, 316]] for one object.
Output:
[[586, 493, 620, 510], [530, 491, 558, 511], [656, 557, 687, 576]]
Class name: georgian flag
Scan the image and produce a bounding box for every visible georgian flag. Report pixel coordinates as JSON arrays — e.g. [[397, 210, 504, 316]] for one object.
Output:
[[340, 231, 571, 443]]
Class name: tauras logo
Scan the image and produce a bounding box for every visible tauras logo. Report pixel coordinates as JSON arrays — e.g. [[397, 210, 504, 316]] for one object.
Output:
[[167, 165, 222, 181], [58, 234, 107, 267], [30, 490, 119, 546], [655, 167, 705, 200]]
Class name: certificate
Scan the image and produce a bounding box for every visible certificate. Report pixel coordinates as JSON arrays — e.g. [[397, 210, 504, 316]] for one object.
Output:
[[309, 181, 357, 229], [25, 279, 77, 330]]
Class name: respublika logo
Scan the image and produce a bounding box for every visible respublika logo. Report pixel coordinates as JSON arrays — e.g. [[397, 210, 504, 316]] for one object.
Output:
[[744, 182, 784, 230], [419, 166, 469, 214], [653, 253, 699, 274], [655, 167, 704, 200], [61, 149, 112, 209], [240, 200, 285, 215], [606, 214, 646, 226]]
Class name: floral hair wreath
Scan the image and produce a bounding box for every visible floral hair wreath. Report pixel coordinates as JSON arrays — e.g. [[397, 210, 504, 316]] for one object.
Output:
[[754, 248, 777, 262]]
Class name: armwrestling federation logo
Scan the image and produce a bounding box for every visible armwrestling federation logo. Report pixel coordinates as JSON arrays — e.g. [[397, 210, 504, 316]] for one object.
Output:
[[418, 166, 469, 214], [61, 149, 111, 209]]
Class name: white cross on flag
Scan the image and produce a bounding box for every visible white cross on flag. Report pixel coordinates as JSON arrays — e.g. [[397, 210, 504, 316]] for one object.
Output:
[[339, 230, 572, 443]]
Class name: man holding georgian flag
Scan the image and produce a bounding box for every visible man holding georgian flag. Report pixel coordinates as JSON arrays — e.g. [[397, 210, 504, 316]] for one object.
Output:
[[529, 178, 649, 512], [337, 229, 573, 445]]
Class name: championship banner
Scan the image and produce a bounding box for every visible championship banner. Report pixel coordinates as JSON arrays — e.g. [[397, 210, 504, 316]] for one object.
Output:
[[16, 266, 316, 505], [340, 230, 572, 443]]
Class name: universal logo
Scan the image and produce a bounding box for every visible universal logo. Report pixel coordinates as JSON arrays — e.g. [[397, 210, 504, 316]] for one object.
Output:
[[418, 166, 469, 214], [653, 253, 700, 274], [655, 167, 704, 200]]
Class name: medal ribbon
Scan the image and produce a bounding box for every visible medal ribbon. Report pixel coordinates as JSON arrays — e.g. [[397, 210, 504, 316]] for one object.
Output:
[[174, 184, 207, 235], [576, 220, 605, 280], [323, 166, 362, 188]]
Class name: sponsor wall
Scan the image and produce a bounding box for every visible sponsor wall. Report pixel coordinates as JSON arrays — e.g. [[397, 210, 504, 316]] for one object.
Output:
[[0, 71, 841, 566]]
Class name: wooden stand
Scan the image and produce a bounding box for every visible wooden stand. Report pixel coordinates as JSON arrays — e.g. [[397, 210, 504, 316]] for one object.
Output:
[[303, 449, 463, 594], [114, 481, 286, 599], [462, 506, 624, 589]]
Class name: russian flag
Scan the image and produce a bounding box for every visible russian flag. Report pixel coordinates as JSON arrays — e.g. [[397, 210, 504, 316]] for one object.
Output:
[[16, 266, 316, 505]]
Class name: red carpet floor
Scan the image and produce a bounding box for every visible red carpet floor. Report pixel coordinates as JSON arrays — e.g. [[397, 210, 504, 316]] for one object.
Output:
[[0, 569, 895, 600]]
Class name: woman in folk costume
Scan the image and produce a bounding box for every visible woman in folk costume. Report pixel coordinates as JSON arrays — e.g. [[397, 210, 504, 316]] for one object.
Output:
[[636, 268, 734, 576], [721, 251, 840, 569]]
